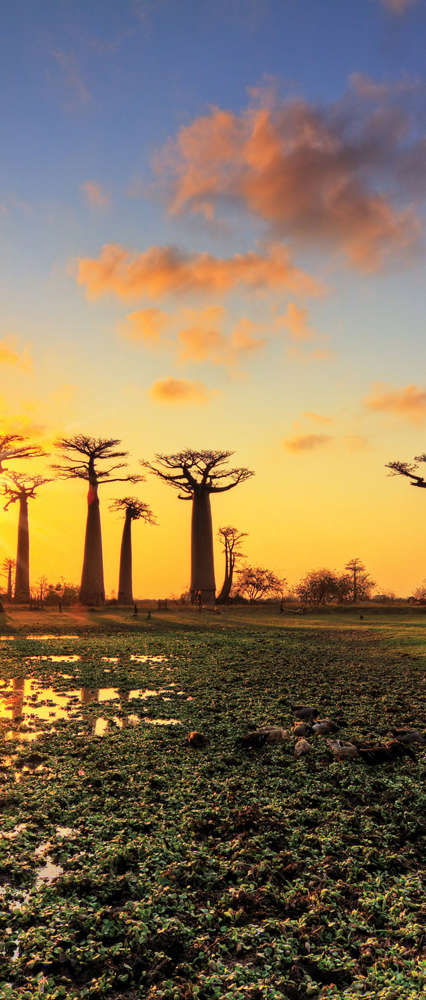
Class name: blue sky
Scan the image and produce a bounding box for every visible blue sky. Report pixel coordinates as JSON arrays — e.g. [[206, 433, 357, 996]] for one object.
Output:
[[1, 0, 426, 597]]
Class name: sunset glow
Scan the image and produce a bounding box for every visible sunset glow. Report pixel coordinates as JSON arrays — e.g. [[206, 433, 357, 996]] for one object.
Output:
[[1, 0, 425, 598]]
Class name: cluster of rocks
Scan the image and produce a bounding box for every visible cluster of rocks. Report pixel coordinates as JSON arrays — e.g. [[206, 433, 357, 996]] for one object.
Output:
[[187, 708, 424, 764]]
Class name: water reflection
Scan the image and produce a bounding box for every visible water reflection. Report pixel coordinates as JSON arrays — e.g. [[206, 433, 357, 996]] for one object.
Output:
[[0, 678, 183, 739]]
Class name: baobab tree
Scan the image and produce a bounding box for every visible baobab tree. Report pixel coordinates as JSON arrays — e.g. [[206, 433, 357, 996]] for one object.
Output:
[[53, 436, 141, 606], [0, 434, 45, 474], [110, 497, 156, 605], [2, 557, 15, 600], [143, 450, 254, 604], [216, 526, 247, 603], [3, 474, 50, 602], [386, 454, 426, 489], [345, 558, 375, 602]]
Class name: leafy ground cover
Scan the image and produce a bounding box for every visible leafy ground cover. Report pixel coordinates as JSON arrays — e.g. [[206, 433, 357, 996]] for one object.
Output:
[[0, 610, 424, 1000]]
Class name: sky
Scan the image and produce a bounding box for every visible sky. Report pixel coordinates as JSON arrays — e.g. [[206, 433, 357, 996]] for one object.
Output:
[[1, 0, 426, 598]]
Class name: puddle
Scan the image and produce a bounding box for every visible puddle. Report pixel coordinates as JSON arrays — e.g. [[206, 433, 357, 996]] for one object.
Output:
[[25, 634, 79, 640], [0, 636, 15, 641], [143, 718, 181, 726], [94, 714, 141, 736], [35, 857, 64, 886], [28, 655, 81, 663], [130, 654, 168, 663], [1, 823, 27, 840], [1, 678, 183, 739], [101, 656, 119, 663]]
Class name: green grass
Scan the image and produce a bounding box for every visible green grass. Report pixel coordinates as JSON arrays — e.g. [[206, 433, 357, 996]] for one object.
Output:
[[0, 612, 424, 999]]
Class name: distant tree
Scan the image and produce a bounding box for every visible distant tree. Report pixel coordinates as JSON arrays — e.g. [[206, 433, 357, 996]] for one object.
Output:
[[345, 558, 375, 602], [3, 474, 50, 602], [236, 565, 286, 602], [413, 579, 426, 603], [386, 454, 426, 489], [216, 526, 247, 604], [2, 557, 15, 599], [297, 568, 351, 605], [110, 497, 156, 605], [53, 436, 142, 606], [0, 434, 45, 474], [143, 450, 254, 604]]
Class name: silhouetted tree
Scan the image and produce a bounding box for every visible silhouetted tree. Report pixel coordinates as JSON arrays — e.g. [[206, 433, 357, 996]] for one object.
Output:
[[216, 526, 247, 603], [53, 436, 141, 605], [0, 434, 45, 474], [110, 497, 156, 605], [3, 474, 50, 602], [143, 450, 254, 603], [345, 558, 375, 601], [297, 568, 351, 605], [2, 557, 15, 599], [236, 565, 285, 602], [386, 454, 426, 489]]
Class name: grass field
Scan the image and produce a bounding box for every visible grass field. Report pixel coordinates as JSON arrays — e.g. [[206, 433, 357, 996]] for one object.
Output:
[[0, 607, 424, 999]]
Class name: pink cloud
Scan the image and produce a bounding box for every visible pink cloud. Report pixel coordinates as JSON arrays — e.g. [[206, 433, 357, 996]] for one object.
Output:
[[154, 88, 422, 271], [77, 242, 322, 301], [284, 433, 333, 452], [365, 383, 426, 424], [149, 377, 215, 405], [81, 180, 110, 209]]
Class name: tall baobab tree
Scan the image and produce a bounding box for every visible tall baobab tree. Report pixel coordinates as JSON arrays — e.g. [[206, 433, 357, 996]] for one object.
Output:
[[386, 454, 426, 490], [2, 557, 15, 599], [345, 558, 366, 603], [0, 434, 45, 474], [110, 497, 156, 605], [3, 474, 50, 602], [53, 436, 141, 606], [143, 450, 254, 604], [216, 526, 247, 603]]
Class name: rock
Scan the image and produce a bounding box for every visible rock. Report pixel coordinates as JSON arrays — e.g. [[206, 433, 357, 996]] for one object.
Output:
[[326, 739, 359, 760], [188, 731, 208, 748], [291, 705, 318, 721], [292, 721, 311, 737], [294, 738, 310, 758], [313, 719, 339, 736]]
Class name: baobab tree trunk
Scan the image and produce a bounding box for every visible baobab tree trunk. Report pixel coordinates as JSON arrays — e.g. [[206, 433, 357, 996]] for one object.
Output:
[[7, 564, 12, 600], [217, 557, 235, 603], [217, 545, 229, 603], [191, 488, 215, 604], [14, 497, 30, 602], [80, 487, 105, 605], [118, 511, 133, 605]]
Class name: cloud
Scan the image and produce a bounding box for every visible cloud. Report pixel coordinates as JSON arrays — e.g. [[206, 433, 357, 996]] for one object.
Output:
[[154, 86, 423, 271], [81, 181, 110, 209], [344, 434, 370, 451], [283, 433, 333, 452], [365, 383, 426, 424], [303, 410, 333, 424], [0, 338, 32, 371], [77, 241, 321, 301], [275, 303, 333, 361], [120, 307, 168, 346], [379, 0, 417, 12], [279, 303, 316, 343], [149, 377, 214, 405], [52, 50, 91, 105]]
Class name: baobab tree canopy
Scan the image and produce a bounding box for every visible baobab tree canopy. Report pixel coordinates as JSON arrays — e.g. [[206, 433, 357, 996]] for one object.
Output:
[[386, 455, 426, 488], [110, 497, 156, 605], [144, 450, 254, 603], [0, 434, 45, 473], [3, 473, 50, 602], [53, 436, 142, 605]]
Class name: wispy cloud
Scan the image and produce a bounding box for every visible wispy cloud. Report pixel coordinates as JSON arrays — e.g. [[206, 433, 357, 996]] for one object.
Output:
[[275, 303, 333, 362], [283, 433, 333, 453], [81, 180, 110, 209], [379, 0, 417, 13], [52, 50, 91, 106], [77, 242, 322, 301], [303, 411, 333, 424], [0, 337, 32, 372], [365, 383, 426, 424], [153, 83, 423, 270], [149, 377, 215, 405], [120, 308, 169, 346]]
